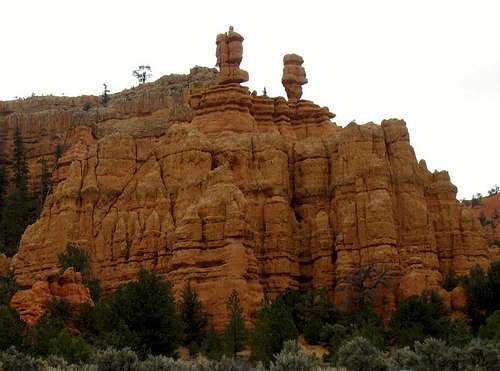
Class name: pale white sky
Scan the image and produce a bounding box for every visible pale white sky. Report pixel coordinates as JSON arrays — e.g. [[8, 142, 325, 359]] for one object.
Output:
[[1, 0, 498, 199]]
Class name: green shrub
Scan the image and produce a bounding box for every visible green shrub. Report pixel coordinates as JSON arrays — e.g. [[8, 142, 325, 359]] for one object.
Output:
[[461, 339, 500, 370], [0, 347, 42, 371], [250, 295, 298, 364], [0, 307, 25, 350], [446, 316, 473, 347], [295, 290, 338, 336], [48, 330, 92, 364], [303, 317, 323, 345], [27, 304, 70, 357], [0, 271, 19, 305], [336, 336, 389, 371], [479, 310, 500, 342], [89, 347, 138, 371], [324, 323, 350, 364], [86, 278, 103, 303], [390, 291, 450, 346], [391, 346, 419, 370], [462, 262, 500, 329], [208, 356, 253, 371], [46, 298, 73, 323], [135, 354, 176, 370], [343, 305, 386, 349], [44, 354, 69, 369], [57, 243, 91, 279], [442, 270, 460, 291], [412, 337, 461, 371], [268, 340, 326, 371]]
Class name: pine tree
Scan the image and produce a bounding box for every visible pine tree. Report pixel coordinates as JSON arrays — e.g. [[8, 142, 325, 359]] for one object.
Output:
[[223, 289, 247, 357], [179, 282, 208, 353], [250, 295, 298, 364], [0, 126, 35, 256], [104, 269, 182, 357], [101, 83, 110, 107], [13, 126, 29, 191]]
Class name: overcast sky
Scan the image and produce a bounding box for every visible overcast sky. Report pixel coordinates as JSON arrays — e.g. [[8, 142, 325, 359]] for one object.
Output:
[[1, 0, 498, 199]]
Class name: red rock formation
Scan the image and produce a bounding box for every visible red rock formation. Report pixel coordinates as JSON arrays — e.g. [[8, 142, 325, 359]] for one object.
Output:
[[0, 68, 217, 196], [10, 268, 93, 326], [282, 54, 308, 101], [467, 193, 500, 260], [216, 26, 249, 84], [11, 28, 493, 327]]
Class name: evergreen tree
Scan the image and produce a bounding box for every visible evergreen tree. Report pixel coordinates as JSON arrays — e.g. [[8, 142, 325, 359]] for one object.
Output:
[[223, 289, 247, 357], [250, 295, 298, 364], [57, 243, 91, 279], [179, 282, 208, 353], [390, 291, 450, 347], [0, 306, 26, 350], [101, 83, 110, 107], [0, 126, 35, 256], [0, 270, 19, 306], [201, 328, 223, 360], [55, 143, 64, 163], [447, 316, 473, 347], [103, 269, 181, 357], [13, 125, 29, 191]]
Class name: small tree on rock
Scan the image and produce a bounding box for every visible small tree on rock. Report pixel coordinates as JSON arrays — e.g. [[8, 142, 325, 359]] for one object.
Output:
[[101, 83, 110, 106], [132, 65, 152, 85]]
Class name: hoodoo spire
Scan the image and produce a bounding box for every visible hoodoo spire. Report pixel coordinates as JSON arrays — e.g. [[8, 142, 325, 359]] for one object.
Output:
[[282, 54, 307, 102], [215, 26, 249, 84]]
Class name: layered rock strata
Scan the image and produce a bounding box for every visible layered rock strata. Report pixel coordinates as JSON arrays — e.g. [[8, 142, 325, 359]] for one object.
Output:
[[11, 29, 493, 328], [0, 67, 217, 194], [467, 193, 500, 262]]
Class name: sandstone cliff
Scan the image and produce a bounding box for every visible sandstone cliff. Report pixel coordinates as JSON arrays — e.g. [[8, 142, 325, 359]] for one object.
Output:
[[0, 67, 217, 194], [467, 193, 500, 262], [8, 28, 493, 329]]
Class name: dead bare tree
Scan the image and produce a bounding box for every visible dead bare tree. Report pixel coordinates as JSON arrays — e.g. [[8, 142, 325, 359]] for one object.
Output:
[[346, 265, 389, 309]]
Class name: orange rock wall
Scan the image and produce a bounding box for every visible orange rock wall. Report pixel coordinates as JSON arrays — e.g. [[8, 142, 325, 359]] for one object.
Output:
[[467, 193, 500, 261], [6, 29, 493, 328], [12, 88, 491, 327]]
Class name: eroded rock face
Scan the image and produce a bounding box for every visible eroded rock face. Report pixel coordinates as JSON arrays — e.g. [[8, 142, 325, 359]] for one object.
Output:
[[0, 67, 217, 195], [467, 193, 500, 259], [10, 268, 93, 326], [11, 28, 493, 327]]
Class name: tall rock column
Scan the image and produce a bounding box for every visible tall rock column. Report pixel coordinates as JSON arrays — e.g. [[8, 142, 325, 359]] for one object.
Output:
[[191, 27, 256, 134], [282, 54, 308, 102], [216, 26, 249, 84]]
